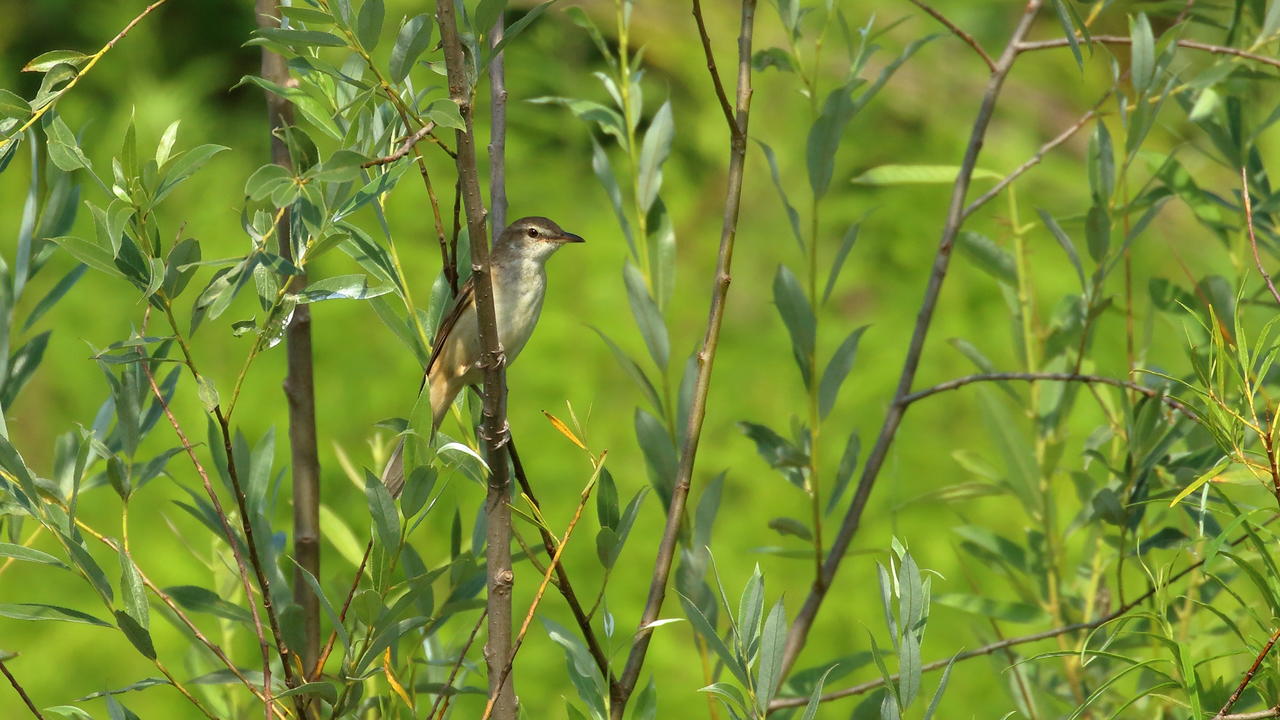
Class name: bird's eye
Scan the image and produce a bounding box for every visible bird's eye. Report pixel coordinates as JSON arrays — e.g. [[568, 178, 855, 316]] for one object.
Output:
[[527, 227, 539, 238]]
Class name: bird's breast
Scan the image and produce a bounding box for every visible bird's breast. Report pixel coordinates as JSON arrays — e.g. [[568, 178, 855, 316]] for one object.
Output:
[[493, 265, 547, 362]]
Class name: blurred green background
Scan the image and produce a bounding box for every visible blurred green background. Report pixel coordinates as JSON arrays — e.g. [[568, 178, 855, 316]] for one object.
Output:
[[0, 0, 1258, 717]]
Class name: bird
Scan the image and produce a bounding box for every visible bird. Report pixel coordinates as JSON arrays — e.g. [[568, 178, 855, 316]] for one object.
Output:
[[380, 216, 585, 498]]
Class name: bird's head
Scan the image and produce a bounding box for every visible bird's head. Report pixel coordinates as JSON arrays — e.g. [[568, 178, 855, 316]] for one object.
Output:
[[497, 216, 585, 263]]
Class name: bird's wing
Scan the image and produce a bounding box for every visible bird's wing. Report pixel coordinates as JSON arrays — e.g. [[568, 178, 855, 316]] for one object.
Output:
[[426, 276, 476, 375]]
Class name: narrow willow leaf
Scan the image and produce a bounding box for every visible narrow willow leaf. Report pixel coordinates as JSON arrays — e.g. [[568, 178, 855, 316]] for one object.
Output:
[[933, 593, 1048, 623], [290, 558, 352, 652], [426, 98, 465, 131], [22, 50, 89, 73], [1085, 204, 1110, 262], [486, 0, 560, 61], [252, 27, 346, 47], [596, 466, 619, 530], [1087, 120, 1114, 204], [118, 548, 148, 631], [623, 260, 669, 370], [773, 265, 815, 386], [637, 100, 673, 214], [739, 421, 806, 488], [291, 274, 392, 302], [957, 231, 1016, 285], [850, 164, 1000, 185], [768, 517, 812, 540], [922, 653, 957, 720], [0, 90, 30, 120], [154, 144, 228, 204], [163, 585, 251, 623], [1130, 13, 1155, 93], [757, 140, 804, 251], [699, 683, 748, 714], [823, 222, 859, 303], [0, 603, 110, 626], [0, 543, 68, 569], [1052, 0, 1083, 69], [527, 96, 626, 143], [356, 0, 384, 51], [245, 163, 293, 201], [635, 408, 676, 508], [589, 135, 633, 255], [757, 599, 788, 712], [799, 665, 839, 720], [807, 79, 861, 197], [591, 326, 663, 417], [1037, 209, 1086, 288], [737, 566, 764, 652], [826, 431, 861, 515], [364, 470, 399, 550], [818, 325, 868, 418], [678, 592, 749, 687]]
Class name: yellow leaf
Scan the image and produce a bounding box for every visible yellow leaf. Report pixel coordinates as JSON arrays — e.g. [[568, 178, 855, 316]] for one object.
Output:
[[543, 411, 585, 449]]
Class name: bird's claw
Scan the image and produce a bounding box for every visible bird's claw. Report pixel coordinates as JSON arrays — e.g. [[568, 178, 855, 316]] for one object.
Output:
[[480, 420, 511, 448]]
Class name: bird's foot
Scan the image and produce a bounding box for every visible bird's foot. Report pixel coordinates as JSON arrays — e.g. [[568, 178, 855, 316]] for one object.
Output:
[[479, 420, 511, 449]]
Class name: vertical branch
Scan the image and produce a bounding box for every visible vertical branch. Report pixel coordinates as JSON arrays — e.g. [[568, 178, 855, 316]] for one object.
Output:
[[254, 0, 322, 674], [0, 659, 44, 720], [611, 1, 757, 715], [436, 2, 514, 718], [775, 0, 1044, 681], [489, 17, 509, 235]]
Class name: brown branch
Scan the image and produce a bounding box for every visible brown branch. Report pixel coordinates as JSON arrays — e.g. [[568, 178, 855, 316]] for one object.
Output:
[[489, 16, 509, 235], [509, 438, 613, 684], [141, 360, 284, 719], [0, 659, 44, 720], [1017, 35, 1280, 71], [776, 0, 1045, 685], [907, 0, 995, 72], [771, 519, 1265, 711], [310, 540, 372, 678], [481, 457, 604, 720], [360, 123, 437, 168], [1243, 167, 1280, 308], [435, 1, 515, 717], [254, 0, 322, 680], [1220, 709, 1280, 720], [691, 0, 739, 138], [611, 1, 757, 716], [962, 93, 1110, 219], [902, 372, 1199, 421], [428, 609, 488, 720], [1216, 627, 1280, 719]]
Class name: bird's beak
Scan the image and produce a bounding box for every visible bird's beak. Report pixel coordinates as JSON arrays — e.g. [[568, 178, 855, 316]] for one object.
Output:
[[556, 231, 586, 244]]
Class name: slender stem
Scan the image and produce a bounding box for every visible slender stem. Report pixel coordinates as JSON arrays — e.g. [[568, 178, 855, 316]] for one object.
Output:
[[690, 0, 739, 138], [1242, 167, 1280, 308], [1017, 35, 1280, 70], [428, 610, 488, 720], [481, 459, 603, 720], [140, 360, 283, 719], [435, 1, 515, 717], [906, 0, 995, 71], [509, 438, 613, 683], [611, 2, 756, 716], [3, 0, 171, 143], [0, 659, 44, 720], [361, 123, 437, 167], [1214, 626, 1280, 719], [310, 541, 373, 678], [255, 0, 322, 678], [776, 0, 1045, 684], [771, 517, 1268, 710], [903, 372, 1197, 420]]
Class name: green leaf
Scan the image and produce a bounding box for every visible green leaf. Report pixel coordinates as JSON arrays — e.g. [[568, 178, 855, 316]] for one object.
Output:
[[591, 326, 663, 418], [45, 116, 92, 172], [757, 599, 788, 712], [528, 96, 627, 144], [22, 50, 89, 73], [389, 14, 434, 83], [823, 222, 860, 303], [117, 548, 148, 632], [773, 265, 815, 386], [163, 585, 252, 623], [426, 98, 465, 131], [0, 542, 68, 569], [279, 6, 335, 25], [196, 375, 219, 412], [752, 47, 794, 73], [245, 163, 293, 201], [1130, 13, 1155, 94], [356, 0, 384, 51], [365, 470, 400, 551], [679, 592, 750, 687], [2, 331, 51, 408], [922, 653, 956, 720], [1051, 0, 1083, 70], [290, 558, 352, 652], [0, 90, 31, 120], [807, 79, 860, 197], [475, 0, 508, 37], [818, 325, 868, 419], [757, 141, 804, 251], [635, 408, 676, 509], [596, 466, 619, 530], [24, 264, 87, 330], [850, 164, 1000, 185], [0, 603, 110, 626], [799, 665, 839, 720], [934, 593, 1048, 623], [1037, 209, 1086, 288], [637, 100, 673, 214], [957, 231, 1016, 285], [739, 421, 807, 488], [1085, 204, 1110, 263], [737, 566, 764, 650], [252, 27, 347, 48], [291, 274, 392, 303], [275, 682, 338, 703], [768, 517, 812, 540], [50, 236, 121, 278], [487, 0, 560, 61], [1087, 121, 1114, 204], [623, 260, 668, 370], [155, 144, 228, 203]]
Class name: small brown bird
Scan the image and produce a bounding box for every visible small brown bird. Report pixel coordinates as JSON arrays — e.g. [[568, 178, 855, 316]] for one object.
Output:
[[381, 216, 584, 497]]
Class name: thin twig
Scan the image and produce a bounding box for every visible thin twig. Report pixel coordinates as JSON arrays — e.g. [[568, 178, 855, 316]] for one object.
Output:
[[0, 659, 44, 720], [1242, 167, 1280, 307], [141, 360, 282, 719], [1220, 709, 1280, 720], [480, 458, 604, 720], [907, 0, 995, 71], [1017, 35, 1280, 70], [4, 0, 171, 143], [691, 0, 739, 139], [428, 609, 488, 720], [771, 519, 1266, 710], [963, 94, 1110, 218], [1215, 627, 1280, 719], [611, 1, 756, 716], [255, 0, 323, 682], [310, 541, 373, 678], [435, 0, 515, 717], [362, 123, 437, 168], [902, 372, 1198, 420], [509, 437, 613, 683], [776, 0, 1045, 684]]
